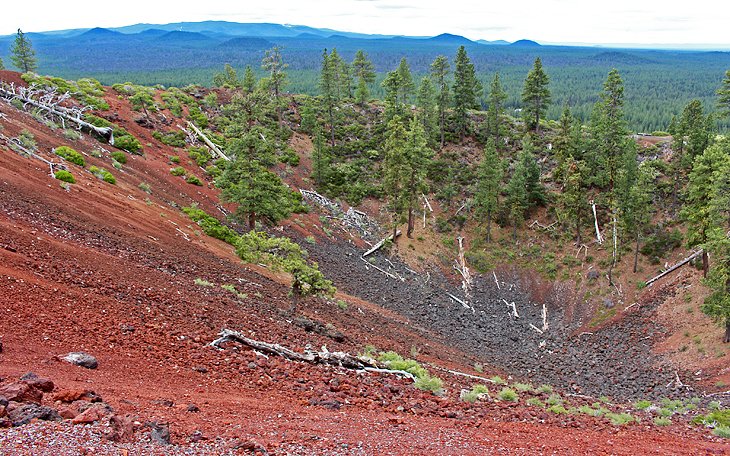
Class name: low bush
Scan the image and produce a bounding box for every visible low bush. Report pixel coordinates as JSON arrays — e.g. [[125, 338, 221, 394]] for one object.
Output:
[[138, 182, 152, 194], [54, 169, 75, 183], [186, 175, 203, 186], [462, 384, 490, 403], [89, 166, 116, 184], [54, 146, 85, 167], [498, 387, 518, 402], [170, 166, 186, 177], [654, 417, 671, 426], [110, 151, 127, 164]]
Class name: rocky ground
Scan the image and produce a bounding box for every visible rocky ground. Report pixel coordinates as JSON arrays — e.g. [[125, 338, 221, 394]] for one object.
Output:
[[1, 71, 729, 453]]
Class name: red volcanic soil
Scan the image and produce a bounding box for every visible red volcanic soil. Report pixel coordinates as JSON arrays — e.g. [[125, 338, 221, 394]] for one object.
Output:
[[0, 75, 728, 454]]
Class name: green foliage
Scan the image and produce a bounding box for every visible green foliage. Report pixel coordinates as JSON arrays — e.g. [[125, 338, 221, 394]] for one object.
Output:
[[452, 46, 482, 141], [89, 166, 116, 184], [414, 376, 444, 392], [607, 412, 636, 425], [11, 29, 37, 73], [653, 417, 672, 426], [138, 182, 152, 194], [186, 175, 203, 186], [498, 387, 518, 402], [153, 130, 187, 147], [641, 228, 683, 264], [188, 146, 212, 167], [513, 383, 533, 392], [719, 69, 730, 119], [110, 151, 127, 164], [352, 49, 376, 106], [474, 139, 503, 242], [462, 384, 490, 403], [213, 64, 241, 88], [194, 278, 214, 287], [170, 166, 186, 177], [521, 57, 551, 132], [182, 206, 239, 245], [526, 398, 545, 407], [535, 384, 553, 394], [54, 169, 75, 184], [54, 146, 85, 167], [693, 409, 730, 428], [713, 426, 730, 438], [634, 400, 652, 410], [490, 375, 507, 385], [546, 394, 563, 406], [84, 114, 141, 153], [22, 74, 108, 110], [376, 351, 442, 392], [547, 405, 569, 414]]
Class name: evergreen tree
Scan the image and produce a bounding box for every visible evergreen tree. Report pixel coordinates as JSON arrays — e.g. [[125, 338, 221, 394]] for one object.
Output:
[[487, 72, 507, 149], [474, 139, 503, 242], [311, 126, 330, 186], [416, 77, 438, 147], [213, 64, 240, 88], [0, 57, 4, 70], [452, 46, 482, 142], [383, 115, 409, 239], [682, 142, 730, 276], [618, 150, 656, 272], [430, 55, 450, 148], [352, 50, 375, 106], [261, 46, 288, 124], [242, 65, 256, 93], [717, 69, 730, 119], [521, 57, 550, 132], [10, 29, 37, 73], [553, 105, 579, 182], [396, 57, 415, 105], [520, 135, 547, 209], [404, 117, 431, 237], [559, 157, 588, 244], [506, 159, 528, 240], [381, 70, 404, 121], [320, 49, 341, 149]]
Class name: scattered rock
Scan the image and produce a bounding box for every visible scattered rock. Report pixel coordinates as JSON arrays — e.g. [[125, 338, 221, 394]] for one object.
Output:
[[8, 403, 62, 426], [20, 372, 54, 393], [61, 352, 98, 369], [0, 417, 11, 428], [151, 399, 174, 407], [57, 405, 77, 419], [53, 390, 101, 403], [0, 339, 3, 353], [72, 403, 112, 424], [119, 323, 135, 333], [587, 270, 600, 280], [0, 404, 6, 418], [189, 430, 206, 443], [0, 382, 43, 404], [107, 414, 135, 443], [186, 404, 199, 413], [0, 397, 8, 407], [603, 298, 615, 309], [192, 366, 208, 373], [146, 421, 170, 445]]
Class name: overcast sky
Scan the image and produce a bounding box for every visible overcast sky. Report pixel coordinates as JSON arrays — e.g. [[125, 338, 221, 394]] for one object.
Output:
[[3, 0, 729, 46]]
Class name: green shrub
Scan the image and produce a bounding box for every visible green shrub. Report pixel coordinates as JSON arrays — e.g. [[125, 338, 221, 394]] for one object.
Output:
[[490, 375, 507, 385], [110, 151, 127, 164], [152, 130, 187, 147], [169, 155, 180, 164], [641, 229, 683, 264], [651, 131, 670, 137], [607, 412, 636, 425], [513, 383, 533, 392], [414, 376, 444, 392], [138, 182, 152, 194], [54, 146, 85, 167], [714, 426, 730, 438], [186, 175, 203, 186], [535, 384, 553, 394], [54, 170, 75, 183], [547, 404, 569, 414], [577, 405, 596, 415], [280, 148, 300, 166], [692, 409, 730, 428], [336, 299, 348, 310], [526, 398, 544, 407], [188, 146, 212, 167], [462, 384, 490, 403], [194, 278, 214, 287], [182, 207, 239, 245], [546, 394, 563, 406], [654, 417, 672, 426], [62, 129, 81, 141], [634, 400, 652, 410], [89, 166, 116, 184], [170, 166, 186, 177], [498, 387, 518, 402]]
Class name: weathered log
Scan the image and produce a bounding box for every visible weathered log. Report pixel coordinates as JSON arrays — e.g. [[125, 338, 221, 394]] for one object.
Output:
[[645, 249, 704, 287], [590, 201, 603, 244], [186, 121, 230, 161], [362, 230, 401, 257]]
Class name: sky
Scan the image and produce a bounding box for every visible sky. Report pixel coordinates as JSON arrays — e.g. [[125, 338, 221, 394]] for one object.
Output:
[[3, 0, 729, 47]]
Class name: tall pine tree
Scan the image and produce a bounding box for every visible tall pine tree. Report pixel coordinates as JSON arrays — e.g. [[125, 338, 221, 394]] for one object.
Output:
[[383, 115, 409, 239], [487, 72, 507, 149], [521, 57, 550, 132], [452, 46, 482, 142], [352, 50, 375, 106], [11, 29, 37, 73], [474, 139, 503, 242], [396, 57, 415, 105], [404, 117, 431, 237], [717, 69, 730, 119], [416, 77, 438, 147], [430, 55, 451, 148]]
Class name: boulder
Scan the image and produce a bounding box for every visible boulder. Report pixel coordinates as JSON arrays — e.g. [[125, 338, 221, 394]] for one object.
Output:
[[146, 421, 171, 445], [53, 389, 101, 403], [107, 414, 135, 443], [7, 403, 62, 426], [20, 373, 54, 393], [71, 403, 111, 424], [61, 352, 98, 369], [0, 383, 43, 404], [587, 270, 600, 280]]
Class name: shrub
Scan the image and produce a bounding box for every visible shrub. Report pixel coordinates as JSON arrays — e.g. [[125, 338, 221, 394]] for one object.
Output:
[[546, 394, 563, 406], [138, 182, 152, 194], [498, 387, 518, 402], [54, 170, 75, 183], [634, 400, 652, 410], [182, 207, 239, 245], [169, 155, 180, 164], [654, 417, 672, 426], [194, 278, 214, 287], [186, 175, 203, 186], [526, 398, 544, 407], [170, 166, 186, 177], [462, 384, 490, 403], [714, 426, 730, 438], [54, 146, 85, 167], [490, 375, 507, 385], [415, 376, 444, 392], [110, 151, 127, 164], [89, 166, 116, 184], [547, 404, 569, 414], [336, 299, 348, 310], [641, 229, 683, 264], [304, 236, 316, 245], [63, 129, 81, 141], [607, 412, 636, 425], [535, 384, 553, 394], [280, 148, 300, 166], [188, 146, 212, 167], [152, 130, 187, 148], [513, 383, 533, 392]]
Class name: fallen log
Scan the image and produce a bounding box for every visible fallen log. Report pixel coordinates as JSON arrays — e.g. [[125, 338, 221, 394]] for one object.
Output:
[[186, 121, 230, 161], [210, 329, 415, 380], [645, 249, 703, 287], [362, 230, 401, 257], [590, 201, 603, 244]]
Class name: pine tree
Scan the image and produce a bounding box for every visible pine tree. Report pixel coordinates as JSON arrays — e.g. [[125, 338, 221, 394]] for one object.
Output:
[[521, 57, 550, 132], [618, 149, 656, 272], [213, 63, 240, 88], [487, 72, 507, 149], [381, 70, 403, 121], [416, 77, 438, 147], [261, 46, 288, 124], [520, 135, 547, 209], [717, 69, 730, 119], [383, 115, 409, 239], [311, 126, 330, 186], [0, 57, 4, 70], [242, 66, 256, 93], [506, 159, 528, 241], [320, 49, 340, 149], [452, 46, 482, 142], [559, 157, 588, 244], [682, 142, 730, 276], [430, 55, 450, 148], [404, 117, 431, 237], [474, 139, 503, 242], [396, 57, 415, 105], [10, 29, 37, 73], [352, 50, 375, 106]]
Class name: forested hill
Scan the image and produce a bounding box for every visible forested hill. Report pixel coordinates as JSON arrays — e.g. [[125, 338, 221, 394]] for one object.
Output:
[[1, 21, 730, 132]]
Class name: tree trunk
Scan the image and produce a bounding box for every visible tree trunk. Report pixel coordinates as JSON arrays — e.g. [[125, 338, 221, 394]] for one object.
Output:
[[702, 250, 709, 278], [486, 210, 492, 243], [725, 320, 730, 344], [576, 205, 582, 245], [248, 212, 256, 231], [633, 230, 640, 273], [512, 222, 517, 241], [440, 110, 445, 148], [407, 207, 414, 238]]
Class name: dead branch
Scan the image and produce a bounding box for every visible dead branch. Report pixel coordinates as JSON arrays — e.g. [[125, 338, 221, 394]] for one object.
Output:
[[186, 121, 230, 161], [529, 220, 557, 231], [503, 299, 519, 318], [362, 230, 401, 257], [360, 257, 404, 281], [421, 193, 433, 212], [210, 329, 415, 381], [541, 303, 549, 331], [590, 200, 603, 244], [645, 249, 704, 287], [493, 271, 501, 290], [529, 324, 544, 334]]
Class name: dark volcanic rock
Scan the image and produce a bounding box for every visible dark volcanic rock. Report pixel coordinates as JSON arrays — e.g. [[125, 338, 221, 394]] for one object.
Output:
[[8, 403, 62, 426], [61, 352, 98, 369], [0, 383, 43, 404]]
